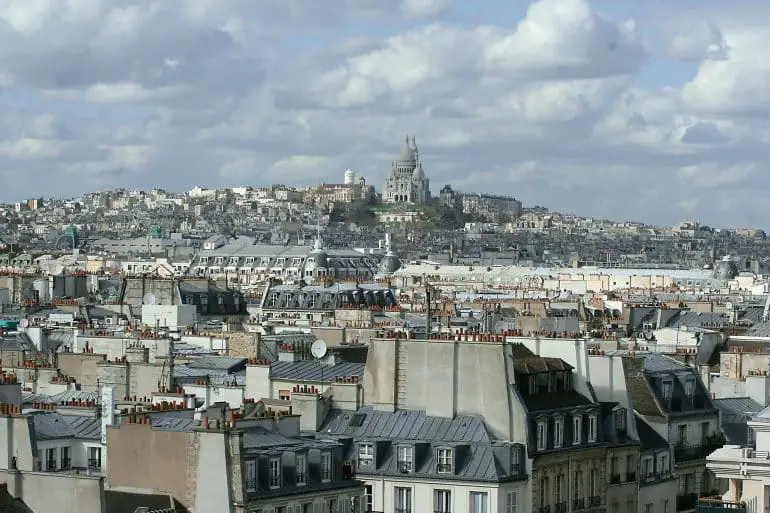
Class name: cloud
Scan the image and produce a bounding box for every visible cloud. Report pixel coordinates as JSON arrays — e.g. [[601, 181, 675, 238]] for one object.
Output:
[[400, 0, 452, 19], [669, 22, 729, 61], [0, 0, 770, 227]]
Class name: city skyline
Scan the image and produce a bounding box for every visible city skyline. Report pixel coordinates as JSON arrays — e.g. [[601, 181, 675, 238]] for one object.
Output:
[[0, 0, 769, 228]]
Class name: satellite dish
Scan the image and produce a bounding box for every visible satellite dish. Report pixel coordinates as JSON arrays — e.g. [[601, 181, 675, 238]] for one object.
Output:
[[311, 340, 327, 359], [142, 293, 157, 305], [19, 319, 29, 329]]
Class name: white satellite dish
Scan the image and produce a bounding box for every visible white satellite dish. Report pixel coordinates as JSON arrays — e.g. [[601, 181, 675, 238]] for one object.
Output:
[[311, 340, 327, 359], [142, 293, 157, 305], [19, 319, 29, 329]]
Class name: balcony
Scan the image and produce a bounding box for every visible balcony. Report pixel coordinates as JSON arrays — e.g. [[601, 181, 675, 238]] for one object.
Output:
[[677, 494, 698, 511], [675, 436, 725, 462], [610, 474, 621, 485], [573, 499, 585, 510], [87, 459, 102, 472], [695, 498, 746, 513], [555, 501, 567, 513], [626, 472, 636, 482], [589, 496, 601, 507], [538, 506, 551, 513]]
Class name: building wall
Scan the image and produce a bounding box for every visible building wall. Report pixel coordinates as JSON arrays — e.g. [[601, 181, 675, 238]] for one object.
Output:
[[720, 351, 770, 380], [57, 353, 106, 386], [106, 422, 195, 510], [0, 470, 104, 513], [365, 475, 524, 513], [363, 338, 527, 443], [638, 480, 678, 513]]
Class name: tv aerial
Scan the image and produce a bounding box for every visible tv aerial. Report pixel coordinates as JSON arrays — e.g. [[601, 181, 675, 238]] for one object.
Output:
[[311, 340, 327, 359]]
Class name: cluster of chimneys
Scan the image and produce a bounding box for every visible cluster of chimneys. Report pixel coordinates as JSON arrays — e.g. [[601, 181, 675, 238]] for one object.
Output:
[[122, 395, 155, 402], [157, 386, 185, 395], [0, 373, 17, 384], [121, 401, 186, 413], [82, 347, 96, 354], [0, 404, 21, 415], [278, 344, 296, 352], [525, 331, 581, 339], [246, 358, 271, 365], [126, 415, 153, 425], [587, 348, 606, 356], [427, 332, 507, 343], [292, 384, 319, 394], [21, 360, 52, 368], [333, 376, 360, 384], [33, 402, 58, 410], [62, 399, 96, 407], [50, 375, 74, 384], [103, 357, 129, 364], [193, 379, 209, 386]]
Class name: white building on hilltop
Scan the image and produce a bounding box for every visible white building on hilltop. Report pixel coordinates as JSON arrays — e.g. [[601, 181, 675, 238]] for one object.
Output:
[[383, 135, 431, 204]]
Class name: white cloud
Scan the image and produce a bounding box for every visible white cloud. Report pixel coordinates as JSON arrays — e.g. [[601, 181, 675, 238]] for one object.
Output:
[[0, 138, 66, 159], [678, 163, 754, 188], [669, 22, 729, 61], [400, 0, 451, 19]]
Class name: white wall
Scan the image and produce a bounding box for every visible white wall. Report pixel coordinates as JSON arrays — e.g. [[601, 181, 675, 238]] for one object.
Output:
[[366, 476, 527, 513], [142, 304, 197, 329]]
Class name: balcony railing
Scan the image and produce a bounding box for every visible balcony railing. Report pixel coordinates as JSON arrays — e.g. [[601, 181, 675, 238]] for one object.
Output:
[[626, 472, 636, 482], [695, 497, 747, 512], [573, 498, 585, 510], [60, 458, 71, 470], [538, 506, 550, 513], [675, 439, 724, 462], [555, 501, 567, 513], [610, 474, 621, 484], [436, 463, 452, 473], [87, 459, 101, 471], [677, 494, 698, 511], [589, 496, 601, 507]]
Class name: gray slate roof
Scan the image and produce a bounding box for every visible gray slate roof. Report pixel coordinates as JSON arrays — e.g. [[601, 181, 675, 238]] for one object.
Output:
[[32, 412, 101, 440], [271, 361, 364, 382], [319, 407, 518, 483]]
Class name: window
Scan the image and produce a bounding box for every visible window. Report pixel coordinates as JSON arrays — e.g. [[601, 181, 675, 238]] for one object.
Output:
[[363, 485, 373, 512], [397, 446, 413, 473], [434, 489, 451, 513], [358, 443, 374, 469], [539, 477, 549, 507], [46, 448, 56, 470], [555, 474, 564, 503], [269, 457, 281, 488], [246, 460, 257, 492], [554, 418, 563, 448], [659, 454, 669, 476], [589, 469, 598, 497], [685, 379, 695, 398], [642, 458, 653, 479], [321, 452, 332, 481], [506, 491, 518, 513], [678, 425, 687, 444], [296, 454, 307, 485], [88, 447, 102, 470], [615, 409, 626, 432], [279, 390, 291, 401], [537, 421, 547, 450], [587, 415, 597, 443], [645, 504, 653, 513], [395, 487, 412, 513], [573, 416, 582, 445], [470, 492, 488, 513], [661, 380, 673, 402], [437, 448, 453, 473], [511, 446, 521, 473], [573, 471, 582, 500], [60, 446, 71, 469]]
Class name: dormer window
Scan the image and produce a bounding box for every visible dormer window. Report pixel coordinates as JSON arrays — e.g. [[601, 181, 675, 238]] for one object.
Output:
[[537, 421, 547, 451], [397, 446, 413, 473], [661, 379, 673, 404], [512, 446, 521, 474], [321, 451, 332, 481], [436, 448, 453, 473], [573, 415, 582, 445], [685, 378, 695, 399], [358, 443, 374, 469], [587, 415, 597, 443], [615, 408, 626, 433], [229, 257, 239, 265], [554, 417, 564, 448], [269, 457, 281, 488], [245, 459, 257, 492], [214, 256, 224, 265]]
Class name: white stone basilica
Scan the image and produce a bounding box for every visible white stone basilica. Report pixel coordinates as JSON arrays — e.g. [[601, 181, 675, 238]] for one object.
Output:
[[382, 135, 431, 204]]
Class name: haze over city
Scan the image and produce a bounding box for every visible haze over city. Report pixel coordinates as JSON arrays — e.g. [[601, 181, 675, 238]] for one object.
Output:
[[1, 0, 768, 227]]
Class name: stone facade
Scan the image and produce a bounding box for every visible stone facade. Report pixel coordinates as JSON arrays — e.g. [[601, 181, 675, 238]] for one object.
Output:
[[382, 135, 430, 204]]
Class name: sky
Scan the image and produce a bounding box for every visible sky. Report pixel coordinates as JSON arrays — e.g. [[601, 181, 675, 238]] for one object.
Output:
[[1, 0, 770, 229]]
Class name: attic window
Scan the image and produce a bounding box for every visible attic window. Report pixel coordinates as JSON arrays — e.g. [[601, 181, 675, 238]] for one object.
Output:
[[685, 378, 695, 398], [615, 408, 626, 433], [349, 413, 366, 427]]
